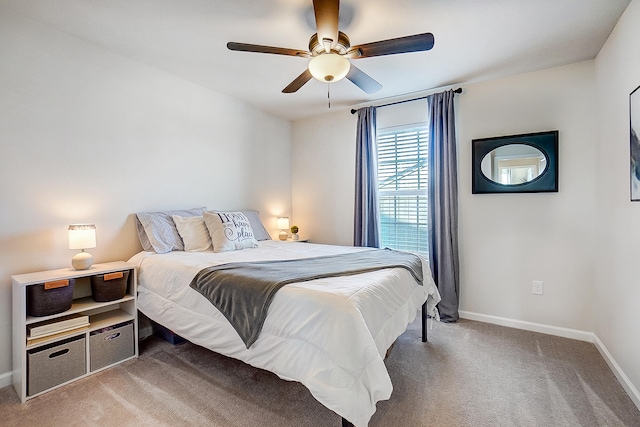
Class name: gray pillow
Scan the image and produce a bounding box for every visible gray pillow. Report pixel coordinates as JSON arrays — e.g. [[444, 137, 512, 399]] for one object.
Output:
[[135, 217, 154, 252], [136, 207, 206, 253], [241, 210, 272, 241]]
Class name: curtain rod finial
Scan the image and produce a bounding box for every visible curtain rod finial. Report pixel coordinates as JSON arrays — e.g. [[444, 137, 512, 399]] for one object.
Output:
[[351, 109, 357, 114]]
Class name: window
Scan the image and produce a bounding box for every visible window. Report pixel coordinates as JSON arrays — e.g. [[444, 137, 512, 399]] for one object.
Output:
[[377, 124, 429, 255]]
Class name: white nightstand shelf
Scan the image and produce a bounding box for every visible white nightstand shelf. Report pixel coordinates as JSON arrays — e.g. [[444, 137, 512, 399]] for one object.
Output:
[[12, 261, 138, 402]]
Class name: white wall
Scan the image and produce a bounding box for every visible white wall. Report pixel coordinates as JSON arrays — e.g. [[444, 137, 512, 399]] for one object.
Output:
[[292, 110, 356, 245], [594, 0, 640, 406], [457, 61, 597, 332], [0, 9, 291, 385]]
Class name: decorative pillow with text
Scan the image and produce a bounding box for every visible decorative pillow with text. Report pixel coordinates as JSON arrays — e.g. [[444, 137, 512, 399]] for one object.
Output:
[[203, 211, 258, 253]]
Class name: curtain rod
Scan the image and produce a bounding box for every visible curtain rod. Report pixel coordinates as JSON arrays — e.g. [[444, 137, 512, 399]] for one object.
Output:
[[350, 87, 462, 114]]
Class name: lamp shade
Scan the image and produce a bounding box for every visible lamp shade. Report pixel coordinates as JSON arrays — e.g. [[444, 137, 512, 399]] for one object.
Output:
[[68, 224, 96, 250], [276, 217, 290, 230], [308, 53, 350, 83]]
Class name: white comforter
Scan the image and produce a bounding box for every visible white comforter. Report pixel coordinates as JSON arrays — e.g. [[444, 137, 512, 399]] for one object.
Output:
[[129, 241, 440, 427]]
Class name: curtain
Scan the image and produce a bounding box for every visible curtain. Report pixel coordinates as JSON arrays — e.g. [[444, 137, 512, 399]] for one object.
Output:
[[354, 107, 381, 248], [427, 90, 459, 322]]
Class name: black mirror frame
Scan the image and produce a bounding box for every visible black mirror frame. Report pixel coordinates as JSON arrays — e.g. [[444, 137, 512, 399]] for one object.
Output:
[[472, 130, 559, 194]]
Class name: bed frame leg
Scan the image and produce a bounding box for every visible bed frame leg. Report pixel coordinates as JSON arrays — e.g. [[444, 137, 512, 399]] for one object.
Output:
[[421, 302, 428, 342], [342, 417, 354, 427]]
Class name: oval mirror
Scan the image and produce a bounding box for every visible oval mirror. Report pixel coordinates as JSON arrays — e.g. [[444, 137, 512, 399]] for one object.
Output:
[[480, 144, 547, 185]]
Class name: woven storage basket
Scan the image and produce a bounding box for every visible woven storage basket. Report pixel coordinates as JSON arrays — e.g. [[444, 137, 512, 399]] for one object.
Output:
[[27, 278, 75, 317], [90, 270, 129, 302]]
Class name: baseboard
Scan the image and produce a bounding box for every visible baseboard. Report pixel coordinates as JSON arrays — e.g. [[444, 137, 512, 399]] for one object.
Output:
[[0, 370, 12, 389], [458, 310, 595, 342], [592, 335, 640, 410], [459, 310, 640, 412]]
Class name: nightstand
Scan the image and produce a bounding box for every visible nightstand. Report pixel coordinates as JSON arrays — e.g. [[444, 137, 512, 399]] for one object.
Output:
[[12, 261, 138, 402]]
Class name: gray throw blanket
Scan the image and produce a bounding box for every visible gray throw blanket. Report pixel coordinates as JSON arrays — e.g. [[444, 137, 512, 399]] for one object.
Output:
[[189, 248, 423, 348]]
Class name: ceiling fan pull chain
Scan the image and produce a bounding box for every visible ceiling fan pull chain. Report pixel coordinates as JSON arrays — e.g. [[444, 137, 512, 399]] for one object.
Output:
[[328, 83, 331, 109]]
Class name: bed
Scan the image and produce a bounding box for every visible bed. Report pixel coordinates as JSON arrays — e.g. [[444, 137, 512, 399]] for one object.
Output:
[[130, 208, 441, 426]]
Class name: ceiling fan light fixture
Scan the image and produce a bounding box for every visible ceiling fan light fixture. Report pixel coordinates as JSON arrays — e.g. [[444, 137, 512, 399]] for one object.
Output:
[[308, 53, 350, 83]]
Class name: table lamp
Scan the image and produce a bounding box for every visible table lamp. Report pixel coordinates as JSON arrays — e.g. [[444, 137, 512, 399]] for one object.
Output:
[[277, 217, 289, 241], [69, 224, 96, 270]]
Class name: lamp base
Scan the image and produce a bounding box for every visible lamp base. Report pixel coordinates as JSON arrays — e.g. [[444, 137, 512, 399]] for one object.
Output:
[[72, 251, 94, 270], [279, 231, 287, 241]]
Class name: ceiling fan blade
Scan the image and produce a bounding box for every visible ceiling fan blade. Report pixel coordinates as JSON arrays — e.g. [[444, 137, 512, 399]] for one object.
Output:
[[346, 33, 435, 59], [346, 65, 382, 94], [227, 42, 310, 58], [282, 69, 313, 93], [313, 0, 339, 51]]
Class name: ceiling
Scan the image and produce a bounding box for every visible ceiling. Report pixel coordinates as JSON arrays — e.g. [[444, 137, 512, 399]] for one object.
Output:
[[0, 0, 631, 121]]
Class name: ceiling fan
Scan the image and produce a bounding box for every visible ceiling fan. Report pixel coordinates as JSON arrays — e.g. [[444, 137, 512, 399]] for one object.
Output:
[[227, 0, 435, 94]]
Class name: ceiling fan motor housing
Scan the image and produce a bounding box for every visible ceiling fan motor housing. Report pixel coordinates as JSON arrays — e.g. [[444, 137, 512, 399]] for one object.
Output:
[[309, 31, 351, 55]]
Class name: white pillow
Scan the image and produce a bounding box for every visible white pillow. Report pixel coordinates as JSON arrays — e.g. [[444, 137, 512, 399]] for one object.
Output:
[[203, 211, 258, 253], [172, 215, 212, 252]]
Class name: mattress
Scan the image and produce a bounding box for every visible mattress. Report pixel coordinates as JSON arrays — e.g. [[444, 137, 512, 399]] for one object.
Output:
[[129, 240, 440, 426]]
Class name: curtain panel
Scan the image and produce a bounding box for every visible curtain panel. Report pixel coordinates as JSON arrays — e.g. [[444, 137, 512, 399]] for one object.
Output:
[[427, 90, 460, 322], [354, 107, 381, 248]]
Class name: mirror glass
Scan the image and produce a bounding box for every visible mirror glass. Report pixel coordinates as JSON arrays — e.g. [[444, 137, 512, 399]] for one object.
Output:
[[480, 144, 547, 185]]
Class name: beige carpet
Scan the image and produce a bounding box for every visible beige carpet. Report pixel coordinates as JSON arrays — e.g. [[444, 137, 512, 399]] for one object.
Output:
[[1, 318, 639, 427]]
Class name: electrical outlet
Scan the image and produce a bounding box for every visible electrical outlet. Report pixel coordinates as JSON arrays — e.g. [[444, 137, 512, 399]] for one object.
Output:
[[532, 280, 543, 295]]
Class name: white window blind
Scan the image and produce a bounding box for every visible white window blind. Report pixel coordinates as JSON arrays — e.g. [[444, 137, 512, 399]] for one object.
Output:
[[377, 125, 429, 255]]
